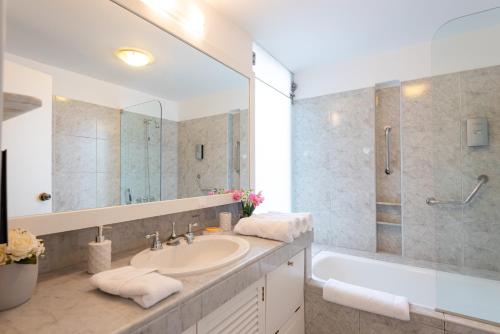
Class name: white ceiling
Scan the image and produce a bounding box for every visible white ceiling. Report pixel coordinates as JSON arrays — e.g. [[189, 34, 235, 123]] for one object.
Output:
[[6, 0, 247, 102], [205, 0, 500, 72]]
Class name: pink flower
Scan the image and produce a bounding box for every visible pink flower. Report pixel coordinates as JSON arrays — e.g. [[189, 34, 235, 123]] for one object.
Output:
[[232, 190, 242, 201], [248, 191, 265, 207]]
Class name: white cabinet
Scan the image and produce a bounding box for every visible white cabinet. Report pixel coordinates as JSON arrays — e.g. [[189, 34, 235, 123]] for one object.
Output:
[[265, 250, 305, 334], [197, 278, 265, 334], [188, 251, 305, 334], [278, 305, 304, 334]]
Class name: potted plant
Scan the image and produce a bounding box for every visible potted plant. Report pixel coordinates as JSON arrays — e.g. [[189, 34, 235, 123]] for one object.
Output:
[[0, 228, 45, 310]]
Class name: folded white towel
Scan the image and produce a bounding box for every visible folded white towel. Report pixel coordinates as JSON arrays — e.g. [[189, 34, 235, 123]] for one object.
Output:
[[233, 212, 313, 242], [90, 266, 183, 308], [323, 279, 410, 321]]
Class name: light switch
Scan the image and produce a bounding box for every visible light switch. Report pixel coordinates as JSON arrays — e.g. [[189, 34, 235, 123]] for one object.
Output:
[[467, 118, 488, 147]]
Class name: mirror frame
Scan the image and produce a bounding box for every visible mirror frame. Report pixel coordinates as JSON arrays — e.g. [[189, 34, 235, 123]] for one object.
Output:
[[6, 0, 254, 235]]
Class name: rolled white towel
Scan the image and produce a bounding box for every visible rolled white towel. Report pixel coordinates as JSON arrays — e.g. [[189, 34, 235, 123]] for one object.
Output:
[[90, 266, 183, 309], [234, 216, 295, 242], [323, 279, 410, 321], [267, 212, 313, 232], [234, 212, 314, 242]]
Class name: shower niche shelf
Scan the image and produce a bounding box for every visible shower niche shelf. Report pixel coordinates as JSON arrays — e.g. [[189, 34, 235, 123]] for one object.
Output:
[[3, 92, 42, 121], [376, 220, 401, 227], [376, 201, 401, 207]]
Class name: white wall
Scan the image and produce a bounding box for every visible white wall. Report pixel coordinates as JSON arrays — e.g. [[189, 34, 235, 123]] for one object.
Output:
[[432, 22, 500, 76], [295, 20, 500, 100], [2, 61, 53, 217], [294, 42, 431, 99], [6, 53, 180, 121], [177, 87, 248, 121]]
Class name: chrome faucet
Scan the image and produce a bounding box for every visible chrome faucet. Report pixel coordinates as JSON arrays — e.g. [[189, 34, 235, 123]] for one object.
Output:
[[184, 222, 198, 244], [166, 221, 200, 246], [145, 231, 163, 250]]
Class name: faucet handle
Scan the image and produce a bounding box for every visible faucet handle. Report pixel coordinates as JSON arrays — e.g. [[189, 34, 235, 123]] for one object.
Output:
[[145, 231, 162, 250], [170, 222, 177, 238]]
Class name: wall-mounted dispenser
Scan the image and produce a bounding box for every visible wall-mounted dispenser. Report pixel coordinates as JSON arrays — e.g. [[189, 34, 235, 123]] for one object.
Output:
[[196, 144, 204, 160], [467, 118, 489, 147]]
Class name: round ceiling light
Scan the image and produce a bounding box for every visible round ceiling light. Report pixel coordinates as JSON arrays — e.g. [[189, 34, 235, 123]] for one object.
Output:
[[115, 48, 154, 67]]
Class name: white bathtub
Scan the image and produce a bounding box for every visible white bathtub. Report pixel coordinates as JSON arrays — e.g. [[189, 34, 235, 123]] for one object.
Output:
[[312, 251, 437, 308], [312, 251, 500, 324]]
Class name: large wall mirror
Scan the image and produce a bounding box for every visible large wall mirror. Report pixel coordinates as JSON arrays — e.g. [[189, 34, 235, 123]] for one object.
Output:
[[2, 0, 249, 218]]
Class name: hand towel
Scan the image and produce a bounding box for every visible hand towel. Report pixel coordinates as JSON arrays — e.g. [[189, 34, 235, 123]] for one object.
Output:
[[323, 278, 410, 321], [90, 266, 183, 308]]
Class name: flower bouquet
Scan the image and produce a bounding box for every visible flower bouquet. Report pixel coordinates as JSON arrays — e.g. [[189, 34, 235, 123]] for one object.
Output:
[[210, 189, 264, 217], [0, 228, 45, 310]]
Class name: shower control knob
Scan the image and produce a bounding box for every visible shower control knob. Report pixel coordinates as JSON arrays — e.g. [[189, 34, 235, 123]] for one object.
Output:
[[38, 192, 52, 201]]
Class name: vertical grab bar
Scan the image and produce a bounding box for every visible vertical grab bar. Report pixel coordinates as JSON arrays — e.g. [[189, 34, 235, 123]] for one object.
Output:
[[384, 126, 392, 175]]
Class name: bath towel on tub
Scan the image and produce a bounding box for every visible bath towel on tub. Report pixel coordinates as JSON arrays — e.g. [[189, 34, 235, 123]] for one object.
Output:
[[323, 278, 410, 321], [90, 266, 183, 308], [234, 212, 313, 242]]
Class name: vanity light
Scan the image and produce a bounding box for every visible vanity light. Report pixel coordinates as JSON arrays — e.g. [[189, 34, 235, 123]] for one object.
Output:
[[115, 48, 154, 67]]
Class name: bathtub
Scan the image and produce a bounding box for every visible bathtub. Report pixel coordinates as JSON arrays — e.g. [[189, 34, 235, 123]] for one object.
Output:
[[312, 251, 500, 325]]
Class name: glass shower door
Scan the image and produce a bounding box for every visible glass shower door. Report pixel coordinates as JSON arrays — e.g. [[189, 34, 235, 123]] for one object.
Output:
[[431, 7, 500, 324], [120, 101, 162, 205]]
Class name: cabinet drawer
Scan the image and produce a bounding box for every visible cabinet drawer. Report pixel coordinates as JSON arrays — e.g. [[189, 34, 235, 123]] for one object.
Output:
[[266, 250, 305, 334]]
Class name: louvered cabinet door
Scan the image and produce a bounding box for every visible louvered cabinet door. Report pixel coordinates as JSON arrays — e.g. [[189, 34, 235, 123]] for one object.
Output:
[[197, 278, 265, 334]]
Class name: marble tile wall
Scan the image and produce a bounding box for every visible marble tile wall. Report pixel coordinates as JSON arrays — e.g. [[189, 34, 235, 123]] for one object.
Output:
[[294, 65, 500, 273], [53, 98, 120, 212], [292, 88, 376, 252], [178, 114, 231, 197], [120, 111, 162, 204], [38, 203, 241, 274], [401, 65, 500, 272]]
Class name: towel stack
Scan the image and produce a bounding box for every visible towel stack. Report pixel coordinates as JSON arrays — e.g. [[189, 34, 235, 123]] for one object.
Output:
[[90, 266, 182, 308], [234, 212, 313, 242]]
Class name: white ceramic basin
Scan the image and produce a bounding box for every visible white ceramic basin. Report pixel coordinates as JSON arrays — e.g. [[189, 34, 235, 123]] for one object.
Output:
[[130, 235, 250, 277]]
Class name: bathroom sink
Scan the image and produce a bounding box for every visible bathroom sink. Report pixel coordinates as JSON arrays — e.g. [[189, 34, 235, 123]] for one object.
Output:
[[130, 235, 250, 277]]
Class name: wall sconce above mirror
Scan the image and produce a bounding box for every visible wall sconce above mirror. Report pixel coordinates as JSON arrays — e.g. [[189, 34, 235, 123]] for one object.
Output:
[[2, 0, 250, 220]]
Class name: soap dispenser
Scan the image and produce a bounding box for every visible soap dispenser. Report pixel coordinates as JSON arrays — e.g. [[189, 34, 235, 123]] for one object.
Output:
[[88, 226, 112, 274]]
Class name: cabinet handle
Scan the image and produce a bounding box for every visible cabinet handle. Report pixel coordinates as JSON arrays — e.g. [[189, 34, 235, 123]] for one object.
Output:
[[38, 192, 52, 201], [287, 261, 294, 266]]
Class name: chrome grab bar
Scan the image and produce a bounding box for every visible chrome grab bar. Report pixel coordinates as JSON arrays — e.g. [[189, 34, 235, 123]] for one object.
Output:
[[426, 175, 488, 206], [384, 126, 392, 175]]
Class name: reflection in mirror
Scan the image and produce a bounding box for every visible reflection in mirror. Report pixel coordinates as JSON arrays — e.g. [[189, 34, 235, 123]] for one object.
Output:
[[2, 0, 249, 217]]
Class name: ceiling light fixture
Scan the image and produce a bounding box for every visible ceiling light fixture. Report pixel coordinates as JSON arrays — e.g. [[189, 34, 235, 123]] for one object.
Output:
[[115, 48, 154, 67]]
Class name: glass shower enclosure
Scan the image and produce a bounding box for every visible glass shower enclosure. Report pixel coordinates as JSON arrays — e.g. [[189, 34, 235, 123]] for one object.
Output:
[[120, 101, 162, 205], [431, 7, 500, 324]]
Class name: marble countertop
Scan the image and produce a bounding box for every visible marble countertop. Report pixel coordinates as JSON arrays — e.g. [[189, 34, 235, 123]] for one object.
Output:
[[0, 234, 292, 334]]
